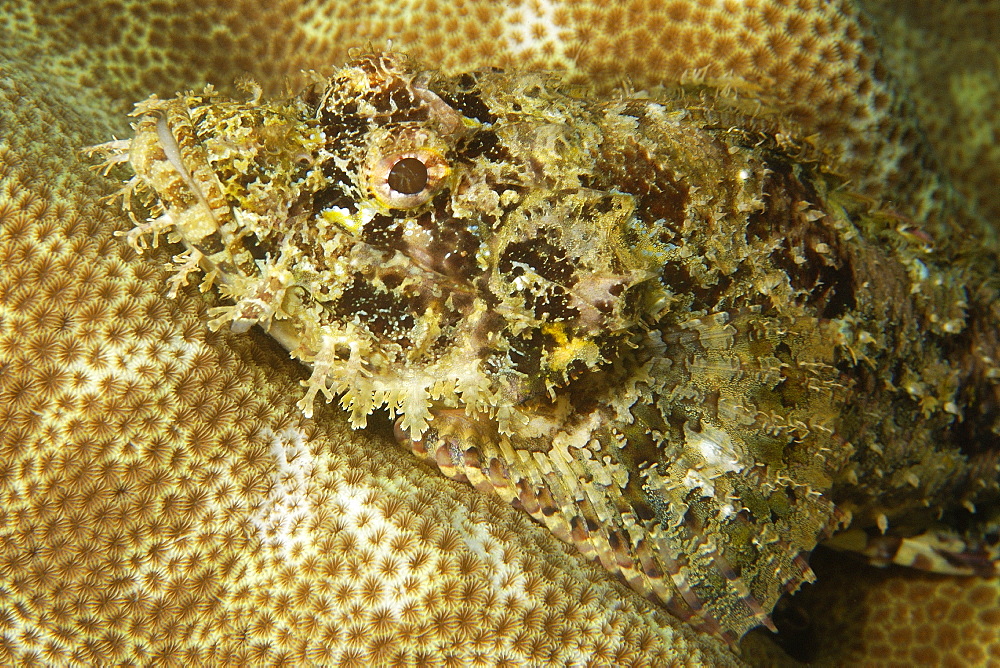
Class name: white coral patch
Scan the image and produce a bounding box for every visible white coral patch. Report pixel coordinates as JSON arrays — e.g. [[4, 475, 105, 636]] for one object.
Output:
[[320, 481, 415, 616], [35, 319, 212, 398], [683, 469, 715, 497], [250, 427, 315, 557], [501, 0, 574, 67]]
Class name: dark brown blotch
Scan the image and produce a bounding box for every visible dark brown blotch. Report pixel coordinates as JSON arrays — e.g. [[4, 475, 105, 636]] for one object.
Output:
[[413, 196, 483, 279], [458, 129, 508, 162], [750, 161, 855, 318], [526, 286, 579, 322], [362, 213, 405, 248], [331, 272, 416, 339], [498, 238, 574, 285], [440, 90, 498, 124], [319, 101, 367, 143], [312, 182, 358, 216], [240, 232, 269, 261], [598, 144, 690, 236], [658, 260, 733, 312]]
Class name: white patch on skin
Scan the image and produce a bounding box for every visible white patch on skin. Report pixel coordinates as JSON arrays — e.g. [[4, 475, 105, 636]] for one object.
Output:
[[681, 422, 744, 497], [686, 422, 742, 473], [683, 469, 715, 497]]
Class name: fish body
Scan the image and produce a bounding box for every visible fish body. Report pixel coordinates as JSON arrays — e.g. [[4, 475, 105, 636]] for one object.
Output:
[[90, 52, 1000, 641]]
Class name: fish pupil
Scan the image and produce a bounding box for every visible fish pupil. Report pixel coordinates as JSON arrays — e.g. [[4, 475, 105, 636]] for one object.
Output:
[[387, 157, 428, 194]]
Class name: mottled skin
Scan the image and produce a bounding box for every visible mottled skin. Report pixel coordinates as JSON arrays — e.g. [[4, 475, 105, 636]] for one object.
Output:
[[90, 52, 1000, 642]]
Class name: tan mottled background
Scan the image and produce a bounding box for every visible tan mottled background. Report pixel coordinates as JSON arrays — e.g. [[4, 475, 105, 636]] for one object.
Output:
[[0, 0, 997, 665]]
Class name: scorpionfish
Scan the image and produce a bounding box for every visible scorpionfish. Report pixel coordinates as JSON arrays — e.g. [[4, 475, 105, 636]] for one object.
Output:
[[90, 52, 1000, 642]]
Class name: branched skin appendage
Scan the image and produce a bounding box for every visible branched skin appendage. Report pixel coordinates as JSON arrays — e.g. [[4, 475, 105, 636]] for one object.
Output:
[[90, 52, 1000, 642]]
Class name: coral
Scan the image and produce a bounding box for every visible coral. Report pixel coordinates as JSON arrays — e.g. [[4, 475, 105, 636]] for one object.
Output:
[[743, 548, 1000, 667], [857, 0, 1000, 230]]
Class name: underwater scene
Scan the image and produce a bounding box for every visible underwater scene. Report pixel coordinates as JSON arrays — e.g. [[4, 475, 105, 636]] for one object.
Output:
[[1, 1, 998, 665]]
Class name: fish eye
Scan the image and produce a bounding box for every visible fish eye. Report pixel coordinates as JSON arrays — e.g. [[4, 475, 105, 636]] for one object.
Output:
[[387, 157, 428, 195], [368, 148, 449, 209]]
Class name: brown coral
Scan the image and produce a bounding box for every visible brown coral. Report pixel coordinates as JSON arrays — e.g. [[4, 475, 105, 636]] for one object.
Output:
[[858, 0, 1000, 229], [745, 548, 1000, 667]]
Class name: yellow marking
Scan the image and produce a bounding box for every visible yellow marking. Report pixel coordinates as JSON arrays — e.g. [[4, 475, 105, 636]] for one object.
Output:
[[542, 323, 599, 372], [321, 206, 362, 235]]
